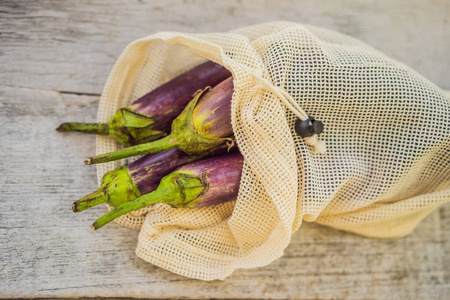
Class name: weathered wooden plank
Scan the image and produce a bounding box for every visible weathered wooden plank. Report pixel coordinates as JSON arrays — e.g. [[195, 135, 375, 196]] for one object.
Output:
[[0, 0, 449, 93], [0, 86, 448, 299], [0, 0, 449, 299]]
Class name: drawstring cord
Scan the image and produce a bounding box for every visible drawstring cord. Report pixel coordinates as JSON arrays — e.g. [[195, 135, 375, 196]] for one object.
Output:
[[249, 71, 327, 154]]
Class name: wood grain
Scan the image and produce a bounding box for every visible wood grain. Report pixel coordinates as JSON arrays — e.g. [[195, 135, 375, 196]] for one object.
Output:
[[0, 0, 449, 299]]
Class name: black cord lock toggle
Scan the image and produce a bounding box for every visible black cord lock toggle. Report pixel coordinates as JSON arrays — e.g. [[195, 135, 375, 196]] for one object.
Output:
[[294, 117, 324, 138]]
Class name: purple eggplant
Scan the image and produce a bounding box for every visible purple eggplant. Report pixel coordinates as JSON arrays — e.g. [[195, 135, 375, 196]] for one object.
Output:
[[72, 141, 237, 213], [91, 152, 244, 230], [85, 76, 235, 165], [57, 61, 231, 145]]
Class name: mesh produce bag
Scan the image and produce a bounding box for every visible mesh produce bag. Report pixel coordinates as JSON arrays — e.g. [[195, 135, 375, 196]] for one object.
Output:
[[95, 22, 450, 280]]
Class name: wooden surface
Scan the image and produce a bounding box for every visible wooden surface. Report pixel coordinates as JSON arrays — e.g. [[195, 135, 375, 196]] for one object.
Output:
[[1, 0, 449, 299]]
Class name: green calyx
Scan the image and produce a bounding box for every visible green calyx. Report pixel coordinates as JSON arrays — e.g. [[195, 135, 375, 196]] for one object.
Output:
[[159, 172, 206, 208], [72, 166, 141, 212], [91, 172, 206, 230], [85, 88, 232, 165], [56, 108, 166, 146], [108, 107, 167, 146], [170, 88, 232, 155]]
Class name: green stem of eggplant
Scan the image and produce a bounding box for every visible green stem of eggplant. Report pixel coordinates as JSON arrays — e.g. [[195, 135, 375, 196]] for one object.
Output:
[[91, 189, 165, 230], [84, 135, 177, 165], [56, 122, 109, 135], [72, 188, 108, 212]]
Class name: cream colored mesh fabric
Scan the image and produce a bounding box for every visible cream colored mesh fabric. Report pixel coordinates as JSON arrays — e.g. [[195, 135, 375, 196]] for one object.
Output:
[[95, 22, 450, 280]]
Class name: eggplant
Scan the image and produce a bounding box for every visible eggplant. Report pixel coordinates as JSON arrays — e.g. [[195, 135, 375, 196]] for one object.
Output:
[[57, 61, 231, 145], [91, 152, 244, 230], [72, 142, 236, 213], [85, 76, 234, 165]]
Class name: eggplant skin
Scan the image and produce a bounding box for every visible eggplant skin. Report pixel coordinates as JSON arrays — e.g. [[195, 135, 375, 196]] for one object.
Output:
[[193, 77, 234, 138], [84, 77, 235, 165], [127, 142, 235, 196], [176, 153, 244, 207], [90, 153, 243, 229], [57, 61, 231, 146], [73, 142, 237, 213], [109, 62, 231, 145], [130, 61, 232, 131]]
